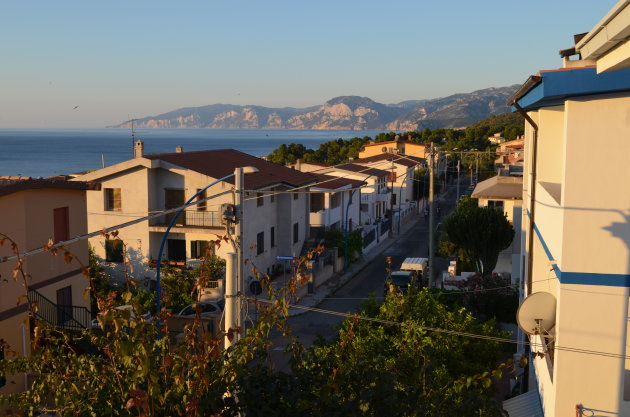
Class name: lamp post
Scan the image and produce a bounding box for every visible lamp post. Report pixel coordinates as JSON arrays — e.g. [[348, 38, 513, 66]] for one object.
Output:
[[155, 166, 259, 330]]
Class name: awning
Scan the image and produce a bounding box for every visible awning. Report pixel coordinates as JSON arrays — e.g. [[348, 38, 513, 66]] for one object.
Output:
[[502, 390, 544, 417]]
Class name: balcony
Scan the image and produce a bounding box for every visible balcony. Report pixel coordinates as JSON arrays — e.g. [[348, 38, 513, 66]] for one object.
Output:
[[149, 210, 223, 229]]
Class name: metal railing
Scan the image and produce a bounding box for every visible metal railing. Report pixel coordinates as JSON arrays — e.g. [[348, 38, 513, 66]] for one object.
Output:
[[27, 288, 92, 331], [362, 229, 375, 248], [380, 218, 392, 234], [150, 210, 223, 228]]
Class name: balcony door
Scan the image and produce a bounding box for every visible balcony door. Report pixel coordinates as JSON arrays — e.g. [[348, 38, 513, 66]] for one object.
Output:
[[165, 189, 185, 226]]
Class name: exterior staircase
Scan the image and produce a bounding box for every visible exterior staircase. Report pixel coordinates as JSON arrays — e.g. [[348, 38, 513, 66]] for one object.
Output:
[[27, 288, 92, 331]]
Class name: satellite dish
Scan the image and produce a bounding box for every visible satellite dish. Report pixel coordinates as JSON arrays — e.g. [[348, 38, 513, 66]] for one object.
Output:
[[516, 292, 556, 335], [382, 146, 388, 153]]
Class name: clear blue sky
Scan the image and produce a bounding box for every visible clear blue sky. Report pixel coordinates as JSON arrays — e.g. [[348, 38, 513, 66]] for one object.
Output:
[[0, 0, 618, 128]]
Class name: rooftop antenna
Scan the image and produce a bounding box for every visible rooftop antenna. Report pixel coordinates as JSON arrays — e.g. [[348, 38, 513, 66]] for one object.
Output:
[[129, 117, 137, 157]]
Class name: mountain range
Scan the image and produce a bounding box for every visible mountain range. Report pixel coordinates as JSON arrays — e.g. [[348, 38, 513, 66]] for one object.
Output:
[[111, 85, 519, 130]]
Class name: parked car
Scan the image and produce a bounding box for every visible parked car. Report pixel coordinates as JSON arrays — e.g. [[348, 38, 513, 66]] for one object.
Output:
[[91, 305, 152, 329], [176, 300, 224, 317], [384, 271, 418, 296]]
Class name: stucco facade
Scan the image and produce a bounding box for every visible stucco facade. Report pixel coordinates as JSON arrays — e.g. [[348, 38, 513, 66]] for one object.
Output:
[[73, 149, 314, 289], [514, 64, 630, 416], [0, 180, 93, 400]]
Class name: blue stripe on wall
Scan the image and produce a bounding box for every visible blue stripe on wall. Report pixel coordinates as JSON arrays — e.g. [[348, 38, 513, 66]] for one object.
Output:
[[526, 210, 630, 287]]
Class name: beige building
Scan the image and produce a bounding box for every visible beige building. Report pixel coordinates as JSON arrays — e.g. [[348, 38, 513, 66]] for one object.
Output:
[[73, 146, 316, 288], [507, 4, 630, 415], [0, 178, 96, 399], [358, 138, 427, 160], [471, 175, 522, 283]]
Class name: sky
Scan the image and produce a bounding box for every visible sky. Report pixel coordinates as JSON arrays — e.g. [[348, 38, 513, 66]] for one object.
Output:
[[0, 0, 619, 128]]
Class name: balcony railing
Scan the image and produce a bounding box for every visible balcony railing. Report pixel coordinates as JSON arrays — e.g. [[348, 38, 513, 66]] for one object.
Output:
[[150, 210, 223, 228]]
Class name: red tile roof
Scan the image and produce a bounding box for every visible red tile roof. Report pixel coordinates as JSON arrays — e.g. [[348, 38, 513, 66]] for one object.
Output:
[[146, 149, 316, 189], [310, 173, 366, 190], [363, 139, 425, 147], [353, 153, 422, 167], [334, 163, 389, 177], [0, 178, 100, 198]]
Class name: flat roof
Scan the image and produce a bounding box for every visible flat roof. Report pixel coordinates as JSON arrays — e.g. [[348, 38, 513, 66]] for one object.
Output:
[[471, 175, 523, 200], [511, 66, 630, 111]]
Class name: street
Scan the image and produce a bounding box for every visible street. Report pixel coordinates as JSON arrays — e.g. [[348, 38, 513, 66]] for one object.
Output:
[[267, 181, 461, 371]]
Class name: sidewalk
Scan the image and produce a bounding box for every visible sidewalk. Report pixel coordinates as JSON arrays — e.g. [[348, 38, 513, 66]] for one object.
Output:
[[284, 186, 458, 316], [286, 212, 424, 316]]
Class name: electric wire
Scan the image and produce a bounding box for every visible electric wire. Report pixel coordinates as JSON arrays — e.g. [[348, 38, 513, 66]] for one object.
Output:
[[251, 298, 630, 360]]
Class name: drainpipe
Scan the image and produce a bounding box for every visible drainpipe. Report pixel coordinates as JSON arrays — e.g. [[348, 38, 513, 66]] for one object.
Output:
[[511, 100, 538, 296]]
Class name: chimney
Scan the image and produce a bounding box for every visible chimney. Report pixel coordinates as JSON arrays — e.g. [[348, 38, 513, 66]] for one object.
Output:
[[296, 159, 302, 171], [134, 140, 144, 158], [176, 145, 183, 153]]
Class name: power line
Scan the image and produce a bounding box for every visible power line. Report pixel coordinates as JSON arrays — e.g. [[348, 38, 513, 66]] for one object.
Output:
[[252, 298, 630, 360]]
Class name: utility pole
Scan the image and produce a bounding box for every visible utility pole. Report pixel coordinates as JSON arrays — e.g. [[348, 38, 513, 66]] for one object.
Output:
[[390, 160, 395, 235], [224, 252, 236, 350], [428, 143, 435, 288], [456, 159, 460, 201], [234, 167, 245, 341], [475, 153, 479, 183]]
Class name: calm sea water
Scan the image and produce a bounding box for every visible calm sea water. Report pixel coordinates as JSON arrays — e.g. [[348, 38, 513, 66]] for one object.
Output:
[[0, 128, 384, 178]]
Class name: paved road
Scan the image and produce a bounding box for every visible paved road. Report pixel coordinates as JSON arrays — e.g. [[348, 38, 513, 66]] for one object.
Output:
[[268, 181, 461, 371]]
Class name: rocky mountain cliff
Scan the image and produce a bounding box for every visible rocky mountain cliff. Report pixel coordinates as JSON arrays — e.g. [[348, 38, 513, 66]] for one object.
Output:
[[112, 85, 519, 130]]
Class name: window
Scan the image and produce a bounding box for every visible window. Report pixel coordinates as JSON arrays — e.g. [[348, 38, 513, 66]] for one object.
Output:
[[196, 189, 206, 211], [191, 240, 214, 259], [104, 188, 121, 211], [53, 206, 69, 243], [257, 192, 264, 207], [293, 222, 299, 244], [270, 227, 275, 248], [330, 192, 341, 209], [488, 200, 504, 211], [257, 232, 265, 255], [310, 193, 324, 213], [167, 239, 186, 262], [105, 239, 124, 262]]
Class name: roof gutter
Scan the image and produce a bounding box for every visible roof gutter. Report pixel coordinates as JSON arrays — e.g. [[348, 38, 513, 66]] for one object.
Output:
[[507, 75, 542, 107], [575, 0, 630, 54], [509, 98, 538, 297]]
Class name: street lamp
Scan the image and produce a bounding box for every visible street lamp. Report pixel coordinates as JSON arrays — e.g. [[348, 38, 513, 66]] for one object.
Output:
[[154, 166, 259, 317]]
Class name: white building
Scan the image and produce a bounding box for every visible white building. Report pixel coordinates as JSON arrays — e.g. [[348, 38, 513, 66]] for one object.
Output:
[[506, 4, 630, 415], [307, 173, 365, 237], [73, 145, 316, 284], [471, 175, 523, 283]]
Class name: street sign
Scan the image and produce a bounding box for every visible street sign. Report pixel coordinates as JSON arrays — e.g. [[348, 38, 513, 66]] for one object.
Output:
[[275, 255, 294, 261]]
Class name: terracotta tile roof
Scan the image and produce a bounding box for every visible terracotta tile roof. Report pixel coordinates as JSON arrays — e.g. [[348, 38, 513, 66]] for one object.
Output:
[[0, 178, 100, 198], [363, 139, 425, 147], [146, 149, 317, 189], [310, 173, 366, 190], [334, 163, 389, 177], [353, 153, 422, 167]]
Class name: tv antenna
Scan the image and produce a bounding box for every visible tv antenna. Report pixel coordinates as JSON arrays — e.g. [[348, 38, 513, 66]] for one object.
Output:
[[129, 117, 137, 157], [516, 292, 557, 336]]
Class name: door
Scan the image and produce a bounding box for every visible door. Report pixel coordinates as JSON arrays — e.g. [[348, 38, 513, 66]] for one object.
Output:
[[165, 189, 185, 226], [56, 286, 73, 325]]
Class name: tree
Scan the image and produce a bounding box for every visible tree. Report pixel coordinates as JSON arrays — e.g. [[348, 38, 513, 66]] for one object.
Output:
[[442, 200, 514, 277], [0, 235, 510, 416]]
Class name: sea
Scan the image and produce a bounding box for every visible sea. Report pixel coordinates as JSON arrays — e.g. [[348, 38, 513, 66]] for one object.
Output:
[[0, 128, 385, 178]]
